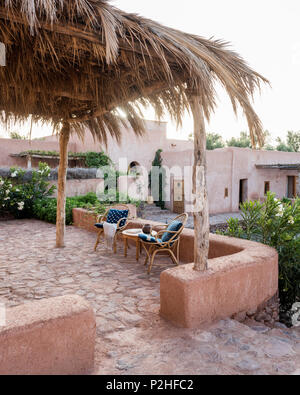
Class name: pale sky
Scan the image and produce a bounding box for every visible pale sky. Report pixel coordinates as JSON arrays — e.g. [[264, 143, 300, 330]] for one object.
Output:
[[1, 0, 299, 142]]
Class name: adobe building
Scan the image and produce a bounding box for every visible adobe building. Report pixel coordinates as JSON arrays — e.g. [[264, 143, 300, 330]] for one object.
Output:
[[0, 120, 300, 215], [162, 147, 300, 215]]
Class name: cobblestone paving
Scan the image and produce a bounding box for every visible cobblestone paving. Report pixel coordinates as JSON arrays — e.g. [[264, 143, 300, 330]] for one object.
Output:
[[0, 220, 300, 375]]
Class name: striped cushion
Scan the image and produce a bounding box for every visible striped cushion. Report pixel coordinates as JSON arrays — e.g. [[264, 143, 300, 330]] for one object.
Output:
[[161, 220, 182, 242]]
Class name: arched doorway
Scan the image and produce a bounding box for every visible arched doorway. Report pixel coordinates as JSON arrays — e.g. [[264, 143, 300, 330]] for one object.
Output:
[[128, 161, 142, 176]]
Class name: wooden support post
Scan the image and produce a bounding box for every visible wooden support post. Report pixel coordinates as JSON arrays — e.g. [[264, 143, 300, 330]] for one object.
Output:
[[27, 155, 32, 169], [189, 94, 209, 272], [56, 122, 70, 248]]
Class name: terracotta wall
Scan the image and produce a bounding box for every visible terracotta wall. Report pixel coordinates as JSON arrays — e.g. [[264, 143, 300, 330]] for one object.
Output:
[[0, 138, 76, 168], [160, 234, 278, 328], [72, 208, 278, 328], [0, 295, 95, 375], [43, 120, 193, 172], [1, 120, 193, 172], [49, 179, 104, 198], [2, 128, 300, 216], [72, 206, 138, 234]]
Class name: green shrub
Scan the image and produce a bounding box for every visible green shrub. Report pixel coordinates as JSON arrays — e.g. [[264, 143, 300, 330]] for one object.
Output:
[[32, 190, 141, 226], [33, 193, 102, 225], [220, 192, 300, 313], [0, 163, 55, 218], [18, 150, 112, 169], [84, 151, 112, 168]]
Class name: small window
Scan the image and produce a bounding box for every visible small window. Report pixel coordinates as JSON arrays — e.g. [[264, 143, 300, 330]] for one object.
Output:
[[224, 188, 229, 198], [264, 182, 270, 195]]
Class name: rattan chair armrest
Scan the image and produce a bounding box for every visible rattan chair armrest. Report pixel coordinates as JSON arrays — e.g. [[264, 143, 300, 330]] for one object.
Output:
[[117, 217, 130, 230], [97, 208, 110, 223], [97, 214, 104, 223], [155, 224, 168, 230], [155, 229, 183, 245], [156, 230, 179, 237]]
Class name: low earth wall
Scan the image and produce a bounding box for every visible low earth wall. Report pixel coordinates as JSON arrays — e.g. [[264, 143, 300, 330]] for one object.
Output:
[[72, 205, 138, 233], [0, 295, 96, 375], [160, 236, 278, 328], [73, 209, 278, 328], [50, 179, 103, 198]]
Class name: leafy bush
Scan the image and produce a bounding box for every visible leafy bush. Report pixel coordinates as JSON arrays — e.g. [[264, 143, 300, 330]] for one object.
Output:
[[0, 163, 55, 218], [220, 192, 300, 313], [84, 151, 112, 168], [96, 188, 141, 208], [33, 193, 100, 225], [18, 150, 112, 169], [32, 192, 140, 225]]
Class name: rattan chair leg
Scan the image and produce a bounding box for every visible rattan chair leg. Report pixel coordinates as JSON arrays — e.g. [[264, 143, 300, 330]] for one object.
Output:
[[169, 249, 179, 266], [94, 229, 103, 251], [143, 244, 152, 266], [177, 239, 180, 262], [113, 233, 117, 254], [148, 249, 159, 275]]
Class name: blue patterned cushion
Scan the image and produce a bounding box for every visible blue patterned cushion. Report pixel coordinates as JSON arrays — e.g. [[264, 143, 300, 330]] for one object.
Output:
[[161, 220, 182, 243], [94, 223, 104, 229], [138, 233, 161, 243], [106, 209, 129, 228]]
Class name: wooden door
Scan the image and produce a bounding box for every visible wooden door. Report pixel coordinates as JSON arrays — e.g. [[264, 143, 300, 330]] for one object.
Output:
[[239, 179, 248, 205], [173, 180, 185, 214], [287, 176, 296, 198]]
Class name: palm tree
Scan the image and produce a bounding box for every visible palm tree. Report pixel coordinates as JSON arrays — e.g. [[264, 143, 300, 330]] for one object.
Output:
[[0, 0, 267, 271]]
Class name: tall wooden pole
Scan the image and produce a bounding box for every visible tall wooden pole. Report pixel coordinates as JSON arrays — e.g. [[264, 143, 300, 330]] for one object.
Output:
[[56, 121, 70, 248], [189, 93, 209, 271]]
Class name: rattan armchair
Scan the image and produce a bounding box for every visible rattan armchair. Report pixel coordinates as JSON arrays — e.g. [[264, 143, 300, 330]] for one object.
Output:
[[94, 204, 135, 253], [139, 213, 188, 275]]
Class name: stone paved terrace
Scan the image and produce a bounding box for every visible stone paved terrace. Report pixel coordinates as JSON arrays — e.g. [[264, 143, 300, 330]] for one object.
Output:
[[142, 205, 242, 229], [0, 220, 300, 375]]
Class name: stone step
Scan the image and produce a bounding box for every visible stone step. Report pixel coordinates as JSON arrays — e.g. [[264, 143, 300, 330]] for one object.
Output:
[[143, 208, 172, 215], [143, 211, 170, 216]]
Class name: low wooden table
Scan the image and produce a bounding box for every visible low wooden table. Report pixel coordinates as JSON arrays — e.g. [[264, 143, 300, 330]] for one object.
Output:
[[122, 229, 157, 262]]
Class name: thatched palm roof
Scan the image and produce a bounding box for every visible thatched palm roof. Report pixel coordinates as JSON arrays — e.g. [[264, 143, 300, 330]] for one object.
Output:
[[0, 0, 267, 145]]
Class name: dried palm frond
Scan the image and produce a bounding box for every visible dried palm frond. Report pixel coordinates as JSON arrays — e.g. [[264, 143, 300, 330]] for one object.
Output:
[[0, 0, 268, 146]]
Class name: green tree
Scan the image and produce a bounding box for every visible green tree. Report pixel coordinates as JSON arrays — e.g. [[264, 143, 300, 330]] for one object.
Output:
[[276, 139, 293, 152], [287, 131, 300, 152], [206, 133, 225, 150], [262, 130, 275, 151], [276, 131, 300, 152], [227, 131, 252, 148], [149, 149, 166, 209], [9, 131, 26, 140]]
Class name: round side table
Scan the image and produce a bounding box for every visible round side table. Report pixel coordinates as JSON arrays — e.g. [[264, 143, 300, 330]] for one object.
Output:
[[122, 229, 157, 261]]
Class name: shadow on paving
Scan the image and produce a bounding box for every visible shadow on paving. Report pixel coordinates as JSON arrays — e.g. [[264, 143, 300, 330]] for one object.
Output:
[[0, 219, 300, 375]]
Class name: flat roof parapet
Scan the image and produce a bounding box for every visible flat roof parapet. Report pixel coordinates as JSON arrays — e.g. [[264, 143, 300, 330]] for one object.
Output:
[[256, 164, 300, 170]]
